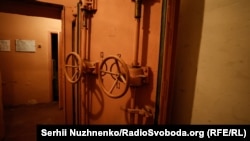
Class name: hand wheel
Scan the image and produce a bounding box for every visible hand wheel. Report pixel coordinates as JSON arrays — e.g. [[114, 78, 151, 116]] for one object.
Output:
[[98, 55, 130, 98], [64, 52, 83, 83]]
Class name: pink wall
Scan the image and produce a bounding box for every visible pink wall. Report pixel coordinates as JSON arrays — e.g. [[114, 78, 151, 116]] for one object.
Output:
[[0, 12, 61, 106]]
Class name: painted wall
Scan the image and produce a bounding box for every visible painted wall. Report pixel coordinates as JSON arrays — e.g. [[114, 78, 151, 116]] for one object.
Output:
[[0, 12, 61, 106], [172, 0, 250, 124], [38, 0, 78, 7], [192, 0, 250, 124]]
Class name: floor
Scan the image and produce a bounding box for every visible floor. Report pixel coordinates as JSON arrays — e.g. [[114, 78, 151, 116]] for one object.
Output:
[[2, 102, 64, 141]]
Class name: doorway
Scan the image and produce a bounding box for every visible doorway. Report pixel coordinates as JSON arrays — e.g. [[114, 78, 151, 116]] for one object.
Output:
[[51, 33, 59, 101]]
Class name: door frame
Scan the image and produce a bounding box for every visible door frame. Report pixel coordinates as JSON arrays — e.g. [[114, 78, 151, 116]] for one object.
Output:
[[157, 0, 180, 124]]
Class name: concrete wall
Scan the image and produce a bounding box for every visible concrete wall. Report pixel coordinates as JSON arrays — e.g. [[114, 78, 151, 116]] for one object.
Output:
[[192, 0, 250, 124], [172, 0, 250, 124], [0, 12, 61, 106], [170, 0, 204, 124]]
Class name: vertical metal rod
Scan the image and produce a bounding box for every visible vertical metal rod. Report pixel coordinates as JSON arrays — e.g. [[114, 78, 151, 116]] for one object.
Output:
[[77, 1, 82, 54], [86, 15, 91, 60], [81, 5, 87, 125], [154, 0, 168, 125], [130, 88, 136, 124], [133, 18, 140, 67], [72, 14, 77, 125], [75, 0, 82, 125], [83, 12, 88, 60], [132, 0, 142, 67], [130, 0, 142, 125]]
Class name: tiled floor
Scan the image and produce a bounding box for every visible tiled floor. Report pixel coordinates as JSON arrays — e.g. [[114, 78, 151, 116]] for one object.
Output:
[[2, 102, 64, 141]]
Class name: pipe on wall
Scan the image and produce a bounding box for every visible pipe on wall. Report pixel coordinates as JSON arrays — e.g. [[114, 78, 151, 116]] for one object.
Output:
[[72, 0, 83, 125], [77, 0, 82, 54]]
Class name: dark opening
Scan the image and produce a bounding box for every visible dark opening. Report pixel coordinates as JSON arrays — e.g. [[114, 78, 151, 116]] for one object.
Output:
[[51, 33, 59, 101]]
